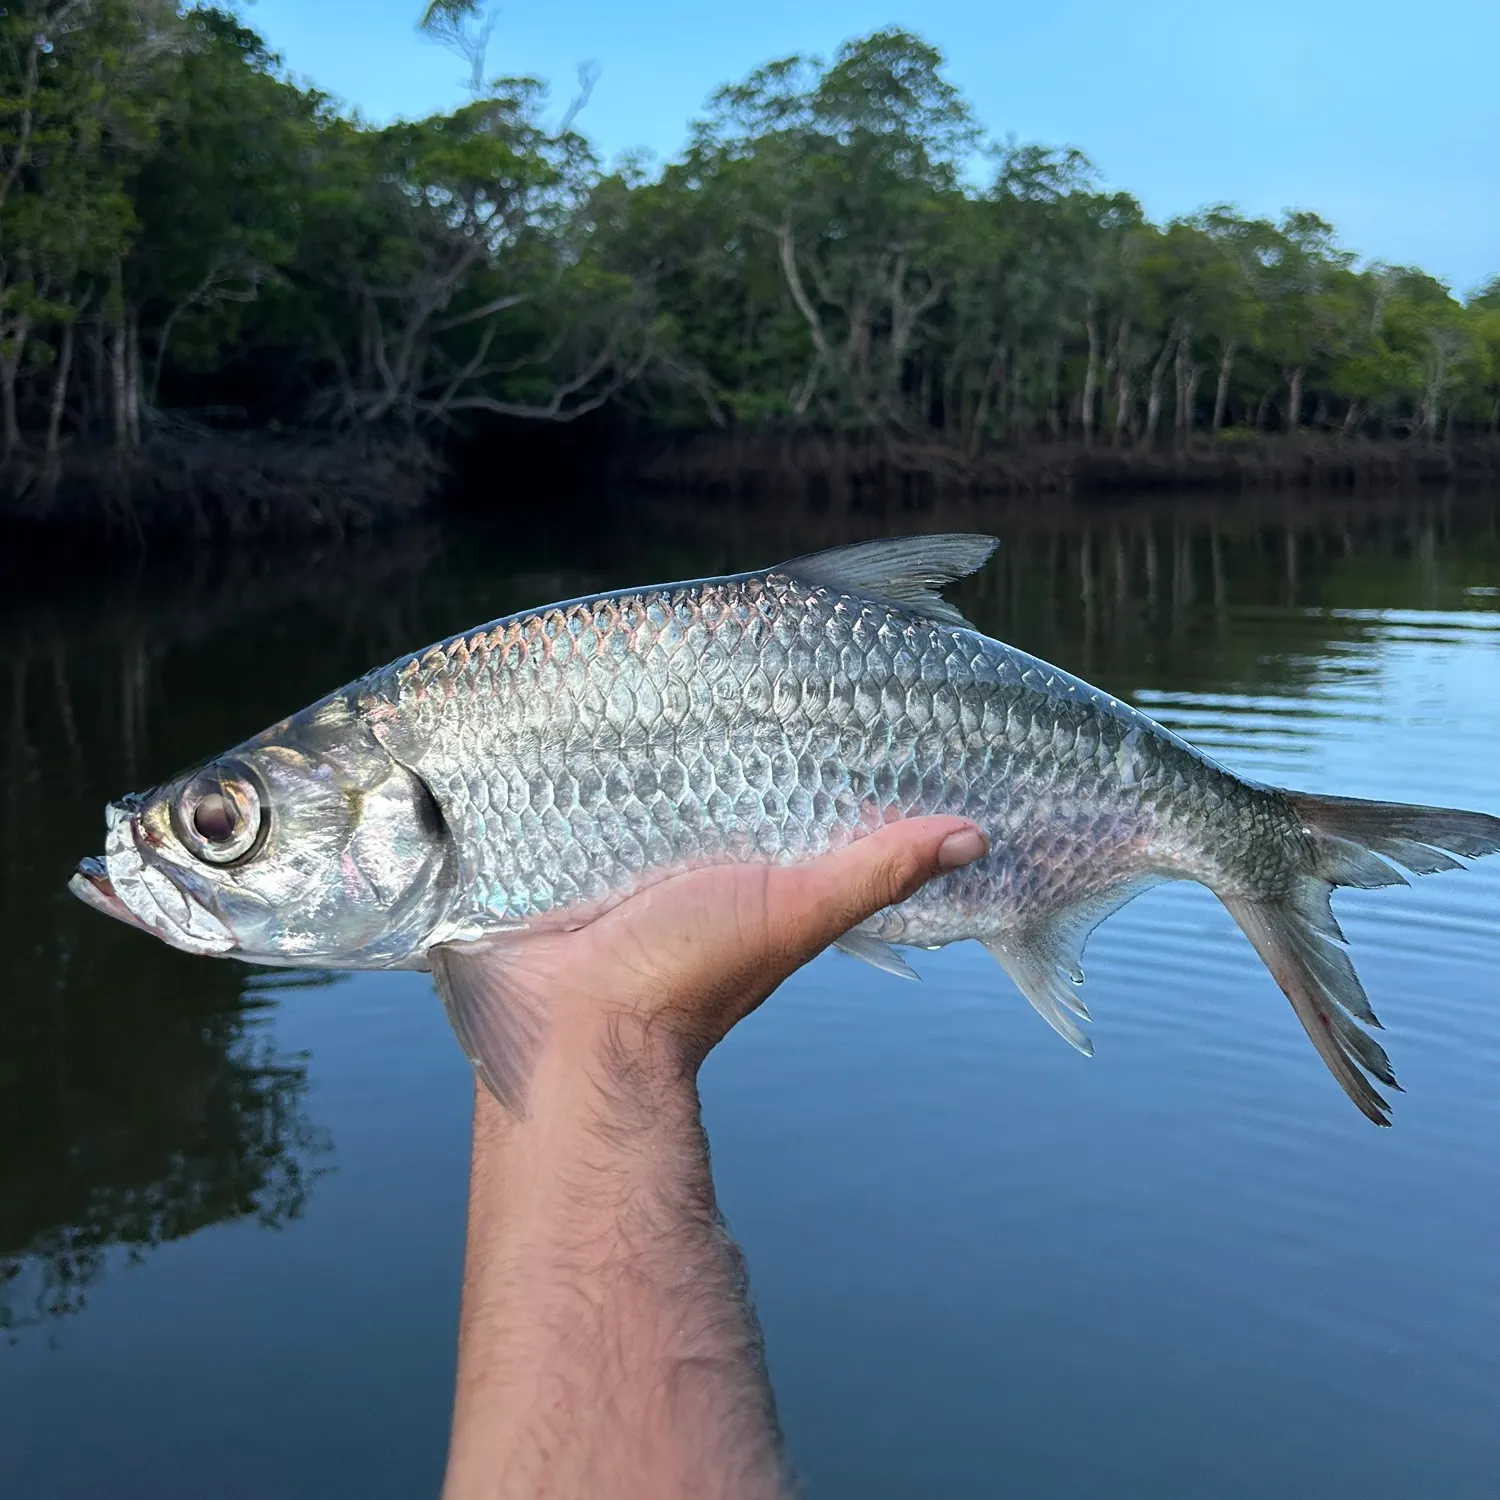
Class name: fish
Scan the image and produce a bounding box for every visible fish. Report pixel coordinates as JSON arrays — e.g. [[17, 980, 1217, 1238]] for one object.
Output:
[[71, 534, 1500, 1124]]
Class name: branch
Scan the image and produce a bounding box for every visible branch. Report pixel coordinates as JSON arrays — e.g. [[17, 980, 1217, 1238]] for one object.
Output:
[[791, 352, 822, 416], [656, 355, 727, 428], [420, 325, 652, 422], [148, 256, 267, 405], [436, 291, 531, 331], [360, 287, 404, 422], [432, 316, 502, 412], [775, 222, 833, 365], [556, 61, 600, 137]]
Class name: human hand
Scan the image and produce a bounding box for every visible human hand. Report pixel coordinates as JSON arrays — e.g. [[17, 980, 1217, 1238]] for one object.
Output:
[[450, 815, 990, 1116]]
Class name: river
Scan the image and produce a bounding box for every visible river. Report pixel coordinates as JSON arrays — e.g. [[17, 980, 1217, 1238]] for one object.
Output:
[[2, 489, 1497, 1498]]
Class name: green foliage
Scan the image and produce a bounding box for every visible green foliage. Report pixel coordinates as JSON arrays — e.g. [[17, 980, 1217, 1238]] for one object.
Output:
[[1, 1, 646, 456], [126, 9, 316, 388], [1, 9, 1494, 463], [593, 34, 1496, 448]]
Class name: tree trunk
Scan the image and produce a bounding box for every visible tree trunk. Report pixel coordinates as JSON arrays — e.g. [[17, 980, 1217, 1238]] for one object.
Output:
[[775, 224, 834, 376], [45, 316, 75, 473], [1145, 325, 1177, 446], [940, 358, 960, 437], [1081, 311, 1099, 446], [1254, 393, 1270, 431], [126, 311, 141, 447], [1, 317, 27, 460], [85, 318, 106, 434], [1111, 317, 1132, 446], [112, 317, 130, 450], [791, 354, 823, 416], [1420, 349, 1446, 439], [1172, 320, 1193, 442], [1144, 383, 1162, 446], [1113, 375, 1133, 445], [1212, 341, 1237, 434], [885, 256, 944, 423], [1046, 335, 1061, 440], [1284, 366, 1304, 432], [967, 348, 1004, 460], [847, 296, 871, 414], [1342, 399, 1363, 436], [1183, 362, 1203, 440]]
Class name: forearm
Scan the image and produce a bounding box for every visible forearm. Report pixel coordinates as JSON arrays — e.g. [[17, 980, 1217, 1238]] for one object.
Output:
[[442, 1024, 791, 1500]]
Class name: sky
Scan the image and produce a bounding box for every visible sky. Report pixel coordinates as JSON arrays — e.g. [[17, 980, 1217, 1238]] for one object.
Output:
[[246, 0, 1499, 296]]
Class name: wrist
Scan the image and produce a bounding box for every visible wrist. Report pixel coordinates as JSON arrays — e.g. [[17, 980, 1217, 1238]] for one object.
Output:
[[526, 1002, 701, 1131], [464, 1026, 719, 1350], [471, 1006, 706, 1204]]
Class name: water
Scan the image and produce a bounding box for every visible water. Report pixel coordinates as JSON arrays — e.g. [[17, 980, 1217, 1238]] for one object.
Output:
[[3, 491, 1498, 1498]]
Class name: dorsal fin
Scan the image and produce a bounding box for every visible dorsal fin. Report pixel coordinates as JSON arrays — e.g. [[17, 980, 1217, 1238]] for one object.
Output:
[[775, 534, 998, 627]]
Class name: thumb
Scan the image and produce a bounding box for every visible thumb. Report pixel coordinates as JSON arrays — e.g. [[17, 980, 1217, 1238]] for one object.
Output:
[[768, 817, 989, 963]]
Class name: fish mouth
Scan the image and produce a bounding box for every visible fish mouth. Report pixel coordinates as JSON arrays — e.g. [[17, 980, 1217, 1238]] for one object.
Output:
[[69, 855, 151, 932], [69, 801, 241, 956]]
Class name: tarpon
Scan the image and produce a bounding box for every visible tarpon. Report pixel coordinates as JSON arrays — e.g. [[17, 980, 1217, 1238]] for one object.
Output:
[[72, 535, 1500, 1122]]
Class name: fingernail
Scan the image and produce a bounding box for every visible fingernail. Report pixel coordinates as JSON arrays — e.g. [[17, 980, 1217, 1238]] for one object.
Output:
[[937, 826, 988, 871]]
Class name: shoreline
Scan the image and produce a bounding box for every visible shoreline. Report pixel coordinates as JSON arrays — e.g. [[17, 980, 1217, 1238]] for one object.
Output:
[[4, 429, 1498, 548], [624, 432, 1500, 501], [0, 430, 443, 544]]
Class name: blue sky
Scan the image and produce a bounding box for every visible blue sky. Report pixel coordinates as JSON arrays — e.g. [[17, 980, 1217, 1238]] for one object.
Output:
[[246, 0, 1498, 295]]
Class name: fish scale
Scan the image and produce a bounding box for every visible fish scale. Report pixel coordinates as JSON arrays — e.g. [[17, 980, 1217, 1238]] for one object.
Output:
[[73, 533, 1500, 1123], [362, 566, 1245, 951]]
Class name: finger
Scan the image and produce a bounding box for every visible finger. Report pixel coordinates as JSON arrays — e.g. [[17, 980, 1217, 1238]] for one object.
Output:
[[766, 816, 988, 961]]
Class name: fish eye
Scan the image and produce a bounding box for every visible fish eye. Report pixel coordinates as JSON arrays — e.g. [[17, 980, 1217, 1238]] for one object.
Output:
[[175, 765, 265, 865], [193, 794, 239, 844]]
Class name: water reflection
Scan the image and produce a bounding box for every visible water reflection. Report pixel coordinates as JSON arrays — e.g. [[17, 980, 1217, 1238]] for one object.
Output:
[[0, 537, 451, 1333], [2, 488, 1497, 1335], [632, 486, 1500, 663]]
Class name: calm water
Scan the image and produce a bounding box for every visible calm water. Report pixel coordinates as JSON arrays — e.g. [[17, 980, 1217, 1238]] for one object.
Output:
[[3, 491, 1498, 1499]]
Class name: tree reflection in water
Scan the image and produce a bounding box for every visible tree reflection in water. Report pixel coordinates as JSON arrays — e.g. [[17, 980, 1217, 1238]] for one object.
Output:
[[0, 535, 448, 1335], [0, 964, 329, 1332]]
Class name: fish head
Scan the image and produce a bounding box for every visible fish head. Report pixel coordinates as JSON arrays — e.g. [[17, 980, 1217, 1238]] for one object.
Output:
[[70, 693, 455, 968]]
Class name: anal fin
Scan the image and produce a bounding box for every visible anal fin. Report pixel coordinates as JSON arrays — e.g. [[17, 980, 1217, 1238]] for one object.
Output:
[[985, 934, 1094, 1055], [834, 930, 921, 980], [431, 938, 544, 1115], [981, 880, 1160, 1056]]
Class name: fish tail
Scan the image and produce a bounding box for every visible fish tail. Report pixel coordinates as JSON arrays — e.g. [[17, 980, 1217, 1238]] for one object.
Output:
[[1219, 791, 1500, 1125]]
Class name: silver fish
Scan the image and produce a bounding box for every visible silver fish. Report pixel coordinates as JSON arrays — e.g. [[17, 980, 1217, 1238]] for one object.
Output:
[[71, 534, 1500, 1123]]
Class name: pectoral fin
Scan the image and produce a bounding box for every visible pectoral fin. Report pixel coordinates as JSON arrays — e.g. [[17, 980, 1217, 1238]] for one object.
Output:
[[833, 929, 921, 980], [430, 938, 544, 1115]]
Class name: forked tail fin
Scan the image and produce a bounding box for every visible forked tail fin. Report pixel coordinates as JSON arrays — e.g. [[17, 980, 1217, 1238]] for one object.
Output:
[[1220, 791, 1500, 1125]]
